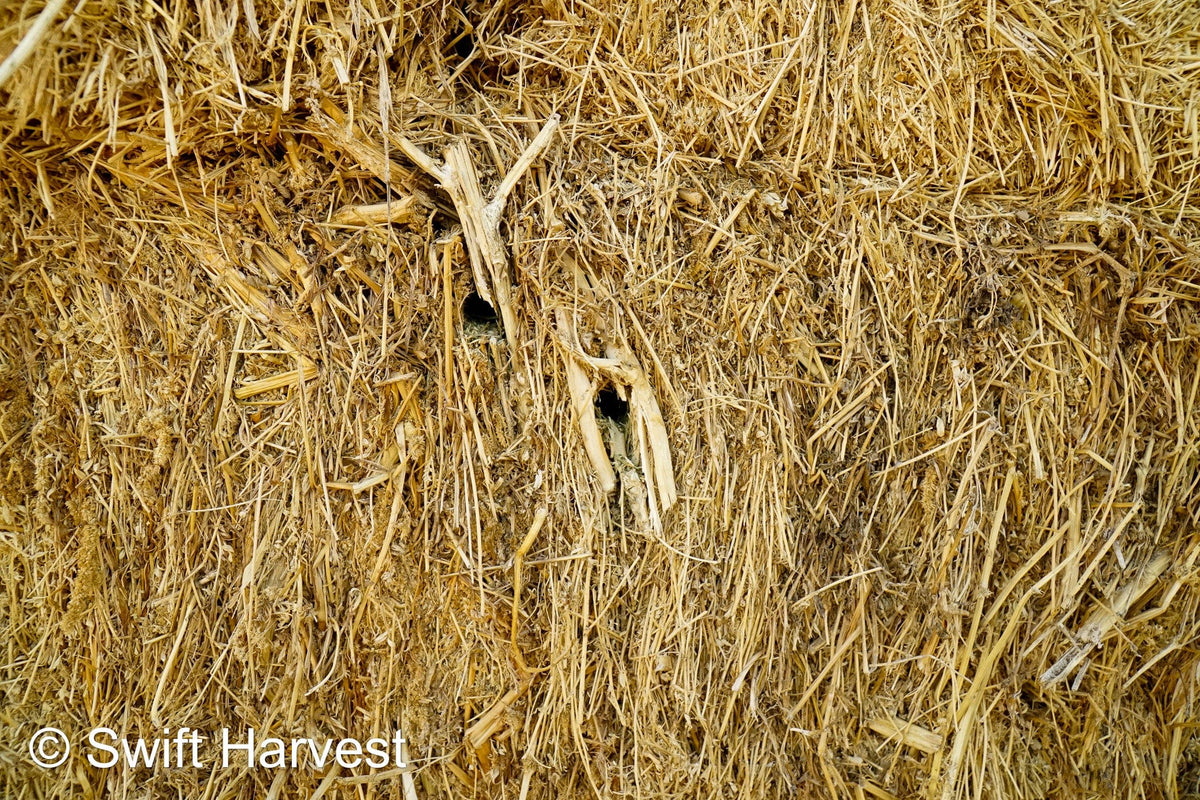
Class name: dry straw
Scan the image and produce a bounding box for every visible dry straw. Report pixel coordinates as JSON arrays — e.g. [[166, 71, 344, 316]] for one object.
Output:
[[1, 0, 1199, 797]]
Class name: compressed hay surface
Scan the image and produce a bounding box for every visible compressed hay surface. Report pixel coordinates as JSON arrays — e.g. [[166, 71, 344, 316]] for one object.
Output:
[[2, 0, 1200, 797]]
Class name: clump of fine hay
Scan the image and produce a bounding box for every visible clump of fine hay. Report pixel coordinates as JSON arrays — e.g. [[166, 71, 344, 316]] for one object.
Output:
[[2, 0, 1200, 797]]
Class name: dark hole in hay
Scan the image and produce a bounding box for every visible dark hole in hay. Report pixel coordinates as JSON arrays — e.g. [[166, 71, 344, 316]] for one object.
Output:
[[595, 386, 629, 423], [462, 291, 497, 324], [449, 26, 476, 61], [256, 140, 289, 165]]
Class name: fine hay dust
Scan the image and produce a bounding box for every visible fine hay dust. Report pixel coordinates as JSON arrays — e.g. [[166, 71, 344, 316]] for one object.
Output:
[[2, 0, 1200, 798]]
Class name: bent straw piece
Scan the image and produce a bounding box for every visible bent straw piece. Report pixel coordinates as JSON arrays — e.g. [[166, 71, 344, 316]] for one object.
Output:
[[0, 0, 71, 87], [868, 715, 943, 754], [233, 358, 318, 399], [490, 113, 560, 209], [511, 507, 549, 670], [556, 310, 617, 492], [1040, 551, 1171, 686], [465, 680, 532, 752], [330, 196, 418, 226]]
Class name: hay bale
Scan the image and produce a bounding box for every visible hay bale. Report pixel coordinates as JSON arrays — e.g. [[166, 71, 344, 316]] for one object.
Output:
[[2, 0, 1199, 797]]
